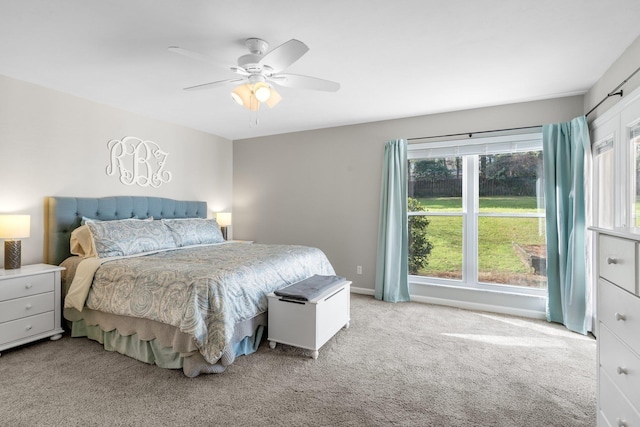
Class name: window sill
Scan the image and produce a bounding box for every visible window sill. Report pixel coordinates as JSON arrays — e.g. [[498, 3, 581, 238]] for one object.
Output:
[[408, 279, 547, 319]]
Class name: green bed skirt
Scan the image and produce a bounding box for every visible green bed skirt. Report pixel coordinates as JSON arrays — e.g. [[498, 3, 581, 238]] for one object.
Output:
[[70, 319, 264, 370]]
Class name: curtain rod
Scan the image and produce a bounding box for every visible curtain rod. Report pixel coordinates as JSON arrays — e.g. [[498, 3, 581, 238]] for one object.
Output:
[[407, 125, 542, 143], [585, 64, 640, 117]]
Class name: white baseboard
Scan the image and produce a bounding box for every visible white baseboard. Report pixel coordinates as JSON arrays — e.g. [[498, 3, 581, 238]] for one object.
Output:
[[349, 286, 546, 320], [350, 286, 375, 296], [409, 294, 546, 319]]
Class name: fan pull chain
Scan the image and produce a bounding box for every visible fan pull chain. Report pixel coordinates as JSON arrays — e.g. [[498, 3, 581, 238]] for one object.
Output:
[[249, 109, 259, 127]]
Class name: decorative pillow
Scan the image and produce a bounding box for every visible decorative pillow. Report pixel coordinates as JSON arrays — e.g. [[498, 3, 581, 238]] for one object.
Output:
[[70, 225, 97, 258], [85, 218, 176, 258], [162, 218, 225, 247], [81, 215, 150, 224]]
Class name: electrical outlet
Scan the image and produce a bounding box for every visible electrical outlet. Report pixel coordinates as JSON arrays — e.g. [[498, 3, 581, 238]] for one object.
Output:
[[357, 265, 363, 275]]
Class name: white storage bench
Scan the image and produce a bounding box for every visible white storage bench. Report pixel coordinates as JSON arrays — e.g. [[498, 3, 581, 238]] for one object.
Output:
[[267, 278, 351, 359]]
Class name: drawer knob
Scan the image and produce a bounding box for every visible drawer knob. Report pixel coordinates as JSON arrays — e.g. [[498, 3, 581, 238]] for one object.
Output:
[[607, 257, 618, 265], [25, 303, 32, 310], [25, 284, 33, 289], [615, 312, 626, 321], [25, 325, 32, 331], [617, 418, 627, 427], [617, 366, 628, 375]]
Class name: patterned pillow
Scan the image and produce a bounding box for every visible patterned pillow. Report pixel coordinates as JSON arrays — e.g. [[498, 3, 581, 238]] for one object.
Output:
[[162, 218, 225, 247], [85, 218, 176, 258]]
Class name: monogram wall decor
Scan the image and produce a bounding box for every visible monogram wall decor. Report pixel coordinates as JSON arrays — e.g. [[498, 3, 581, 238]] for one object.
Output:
[[106, 136, 172, 188]]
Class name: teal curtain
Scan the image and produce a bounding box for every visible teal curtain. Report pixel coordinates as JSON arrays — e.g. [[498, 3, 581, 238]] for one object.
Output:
[[375, 139, 410, 302], [543, 116, 591, 334]]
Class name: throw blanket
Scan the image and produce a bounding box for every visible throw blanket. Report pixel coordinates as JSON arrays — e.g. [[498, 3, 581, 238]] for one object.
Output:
[[64, 242, 335, 364], [274, 274, 346, 301]]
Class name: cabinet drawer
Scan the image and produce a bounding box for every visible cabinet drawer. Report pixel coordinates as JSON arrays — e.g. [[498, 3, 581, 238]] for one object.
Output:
[[0, 292, 54, 323], [599, 279, 640, 355], [0, 273, 54, 301], [599, 368, 640, 427], [0, 311, 54, 345], [599, 234, 637, 294], [599, 324, 640, 409]]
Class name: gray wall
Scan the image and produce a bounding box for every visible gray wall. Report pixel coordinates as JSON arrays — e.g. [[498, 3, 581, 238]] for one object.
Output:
[[233, 96, 584, 291], [0, 75, 233, 267], [585, 34, 640, 121]]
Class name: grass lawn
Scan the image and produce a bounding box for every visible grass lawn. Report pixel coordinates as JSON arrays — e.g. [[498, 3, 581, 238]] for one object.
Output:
[[411, 196, 546, 287], [415, 196, 544, 213]]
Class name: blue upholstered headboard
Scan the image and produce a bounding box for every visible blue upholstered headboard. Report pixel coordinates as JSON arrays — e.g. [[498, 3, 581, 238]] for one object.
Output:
[[46, 196, 207, 265]]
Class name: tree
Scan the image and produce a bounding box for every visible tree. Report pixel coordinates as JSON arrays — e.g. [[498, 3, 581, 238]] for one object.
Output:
[[408, 197, 434, 274], [411, 159, 451, 179], [483, 152, 541, 179]]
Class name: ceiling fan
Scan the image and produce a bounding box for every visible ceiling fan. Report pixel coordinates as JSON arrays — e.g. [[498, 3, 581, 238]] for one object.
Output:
[[169, 38, 340, 111]]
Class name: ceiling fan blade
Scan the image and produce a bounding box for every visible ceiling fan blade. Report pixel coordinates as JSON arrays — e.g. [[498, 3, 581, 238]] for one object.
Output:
[[184, 78, 245, 91], [259, 39, 309, 73], [270, 74, 340, 92]]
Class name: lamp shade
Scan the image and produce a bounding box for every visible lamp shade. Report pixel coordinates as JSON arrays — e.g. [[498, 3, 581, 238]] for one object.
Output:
[[266, 87, 282, 108], [0, 215, 30, 239], [216, 212, 232, 227], [231, 84, 260, 111]]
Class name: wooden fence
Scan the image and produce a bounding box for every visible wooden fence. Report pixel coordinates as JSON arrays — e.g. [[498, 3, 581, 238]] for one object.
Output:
[[409, 177, 539, 198]]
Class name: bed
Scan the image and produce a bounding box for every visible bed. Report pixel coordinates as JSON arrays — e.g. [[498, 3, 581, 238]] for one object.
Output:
[[46, 196, 336, 377]]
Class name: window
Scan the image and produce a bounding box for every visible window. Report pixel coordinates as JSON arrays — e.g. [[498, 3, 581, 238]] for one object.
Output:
[[631, 124, 640, 227], [593, 138, 614, 228], [408, 132, 546, 291]]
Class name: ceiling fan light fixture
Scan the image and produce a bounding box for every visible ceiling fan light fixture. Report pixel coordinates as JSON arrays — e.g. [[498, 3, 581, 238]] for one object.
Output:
[[230, 92, 243, 106], [231, 84, 253, 108], [253, 82, 272, 102], [248, 93, 260, 111], [171, 38, 340, 119], [266, 87, 282, 108]]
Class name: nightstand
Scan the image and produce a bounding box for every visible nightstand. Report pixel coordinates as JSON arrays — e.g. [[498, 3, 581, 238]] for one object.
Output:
[[0, 264, 65, 356]]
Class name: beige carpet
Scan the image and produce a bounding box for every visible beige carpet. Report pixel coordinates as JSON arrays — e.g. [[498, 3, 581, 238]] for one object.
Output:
[[0, 294, 596, 426]]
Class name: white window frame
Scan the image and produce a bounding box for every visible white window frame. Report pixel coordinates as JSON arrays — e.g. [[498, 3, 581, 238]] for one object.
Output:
[[408, 132, 545, 298]]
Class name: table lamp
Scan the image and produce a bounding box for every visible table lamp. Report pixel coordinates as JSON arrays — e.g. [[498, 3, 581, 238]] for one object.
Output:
[[0, 214, 31, 269], [216, 212, 232, 240]]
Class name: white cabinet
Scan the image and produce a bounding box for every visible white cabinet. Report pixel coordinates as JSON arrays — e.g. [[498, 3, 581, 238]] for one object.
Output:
[[268, 280, 351, 359], [0, 264, 65, 356], [593, 229, 640, 426]]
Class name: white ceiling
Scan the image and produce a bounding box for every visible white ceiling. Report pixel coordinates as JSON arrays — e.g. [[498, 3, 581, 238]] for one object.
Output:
[[1, 0, 639, 140]]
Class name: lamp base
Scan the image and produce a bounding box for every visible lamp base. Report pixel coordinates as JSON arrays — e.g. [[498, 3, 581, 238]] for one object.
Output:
[[4, 240, 21, 269], [221, 226, 228, 241]]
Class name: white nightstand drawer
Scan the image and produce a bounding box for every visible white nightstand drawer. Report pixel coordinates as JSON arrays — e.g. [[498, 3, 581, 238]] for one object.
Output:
[[0, 273, 54, 301], [599, 324, 640, 409], [599, 234, 637, 294], [0, 292, 54, 323], [600, 368, 640, 427], [0, 311, 55, 345], [599, 279, 640, 355]]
